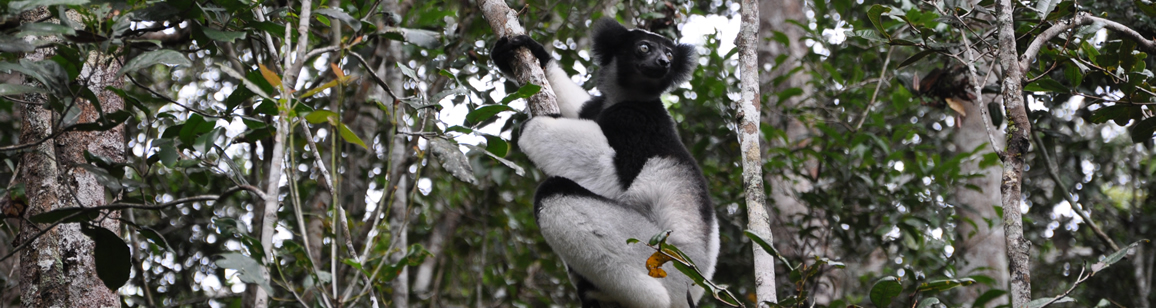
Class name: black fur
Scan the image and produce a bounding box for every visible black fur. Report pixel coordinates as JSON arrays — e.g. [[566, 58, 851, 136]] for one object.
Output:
[[491, 35, 550, 76], [498, 18, 714, 307], [533, 176, 609, 221]]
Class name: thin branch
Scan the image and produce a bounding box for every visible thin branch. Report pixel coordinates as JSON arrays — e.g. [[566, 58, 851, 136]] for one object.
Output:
[[955, 15, 1003, 157], [350, 52, 406, 102], [854, 46, 894, 131], [1032, 133, 1121, 251], [1037, 262, 1091, 308], [125, 74, 216, 118], [1020, 12, 1156, 72], [0, 122, 82, 152]]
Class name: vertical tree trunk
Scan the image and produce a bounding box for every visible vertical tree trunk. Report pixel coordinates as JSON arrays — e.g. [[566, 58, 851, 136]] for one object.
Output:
[[17, 7, 125, 308], [380, 1, 412, 305], [995, 0, 1033, 305], [952, 95, 1010, 307], [739, 0, 776, 305]]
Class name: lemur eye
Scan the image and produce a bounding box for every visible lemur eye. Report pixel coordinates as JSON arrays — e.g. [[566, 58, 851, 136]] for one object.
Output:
[[638, 44, 650, 53]]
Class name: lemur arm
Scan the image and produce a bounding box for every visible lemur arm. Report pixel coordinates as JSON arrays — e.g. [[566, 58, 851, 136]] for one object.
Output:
[[492, 35, 592, 118]]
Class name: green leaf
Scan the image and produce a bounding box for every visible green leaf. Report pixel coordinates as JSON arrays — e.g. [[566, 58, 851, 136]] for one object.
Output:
[[1090, 105, 1142, 125], [338, 124, 368, 149], [29, 207, 100, 224], [777, 87, 804, 102], [427, 137, 477, 185], [80, 223, 132, 290], [199, 25, 247, 43], [151, 138, 179, 167], [897, 50, 936, 69], [217, 64, 272, 99], [314, 8, 361, 31], [15, 22, 76, 37], [870, 276, 903, 308], [1138, 0, 1156, 16], [1023, 77, 1068, 93], [135, 226, 173, 252], [1092, 239, 1150, 273], [499, 83, 542, 105], [483, 134, 508, 157], [215, 253, 273, 293], [916, 278, 975, 293], [916, 297, 941, 308], [465, 105, 513, 125], [118, 50, 191, 76], [973, 289, 1008, 308], [1131, 117, 1156, 143], [304, 110, 338, 124], [867, 5, 893, 40], [396, 63, 418, 81], [0, 84, 46, 96]]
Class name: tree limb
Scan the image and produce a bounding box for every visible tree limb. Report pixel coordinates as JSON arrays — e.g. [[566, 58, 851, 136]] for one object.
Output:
[[1020, 12, 1156, 72], [476, 0, 559, 116]]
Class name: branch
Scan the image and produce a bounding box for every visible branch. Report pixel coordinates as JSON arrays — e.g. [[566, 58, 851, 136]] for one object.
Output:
[[1020, 12, 1156, 72], [476, 0, 559, 116], [1032, 133, 1121, 251]]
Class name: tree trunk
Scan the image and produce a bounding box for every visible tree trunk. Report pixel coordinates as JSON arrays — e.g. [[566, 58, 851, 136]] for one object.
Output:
[[739, 0, 776, 305], [17, 7, 125, 308], [952, 95, 1009, 307], [995, 0, 1033, 305]]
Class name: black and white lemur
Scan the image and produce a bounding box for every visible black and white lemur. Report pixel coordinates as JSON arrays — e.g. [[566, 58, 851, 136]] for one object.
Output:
[[492, 17, 718, 308]]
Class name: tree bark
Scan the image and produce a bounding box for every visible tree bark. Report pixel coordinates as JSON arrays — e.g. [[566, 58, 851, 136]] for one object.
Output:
[[17, 7, 125, 308], [995, 0, 1033, 305], [739, 0, 776, 305], [477, 0, 559, 116]]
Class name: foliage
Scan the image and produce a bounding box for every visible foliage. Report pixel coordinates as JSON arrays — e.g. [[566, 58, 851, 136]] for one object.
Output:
[[0, 0, 1152, 307]]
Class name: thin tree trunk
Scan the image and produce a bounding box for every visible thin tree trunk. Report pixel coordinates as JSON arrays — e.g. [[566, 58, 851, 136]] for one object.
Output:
[[739, 0, 776, 305], [17, 7, 125, 307], [995, 0, 1033, 305]]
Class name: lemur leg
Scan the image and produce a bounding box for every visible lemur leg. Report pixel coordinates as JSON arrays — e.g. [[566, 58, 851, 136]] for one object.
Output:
[[534, 177, 672, 308], [519, 116, 621, 197]]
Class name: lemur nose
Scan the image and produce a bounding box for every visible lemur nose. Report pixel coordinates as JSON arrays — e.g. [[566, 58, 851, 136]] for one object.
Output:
[[657, 57, 670, 67]]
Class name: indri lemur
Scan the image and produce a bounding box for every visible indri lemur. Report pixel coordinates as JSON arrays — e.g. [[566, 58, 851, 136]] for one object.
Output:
[[492, 18, 718, 308]]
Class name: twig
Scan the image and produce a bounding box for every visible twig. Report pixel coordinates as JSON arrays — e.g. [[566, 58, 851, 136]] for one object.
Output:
[[956, 14, 1003, 157], [1032, 133, 1121, 251], [854, 46, 894, 131], [1036, 262, 1091, 308]]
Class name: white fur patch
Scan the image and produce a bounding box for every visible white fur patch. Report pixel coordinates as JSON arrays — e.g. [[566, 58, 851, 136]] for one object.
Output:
[[545, 63, 592, 118], [519, 117, 623, 197]]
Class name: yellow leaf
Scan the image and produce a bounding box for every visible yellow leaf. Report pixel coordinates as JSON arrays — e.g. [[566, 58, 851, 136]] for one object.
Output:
[[945, 97, 967, 117], [646, 250, 673, 278], [259, 64, 282, 88], [300, 79, 340, 99], [330, 63, 345, 79]]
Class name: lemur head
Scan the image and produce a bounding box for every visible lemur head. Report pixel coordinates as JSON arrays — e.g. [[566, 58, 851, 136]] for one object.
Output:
[[591, 18, 697, 103]]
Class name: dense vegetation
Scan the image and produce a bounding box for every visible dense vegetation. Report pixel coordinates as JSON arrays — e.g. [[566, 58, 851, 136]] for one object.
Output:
[[0, 0, 1152, 307]]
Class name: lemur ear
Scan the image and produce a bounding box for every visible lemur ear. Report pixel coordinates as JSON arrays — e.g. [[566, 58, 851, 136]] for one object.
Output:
[[668, 43, 698, 87], [592, 18, 629, 66]]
